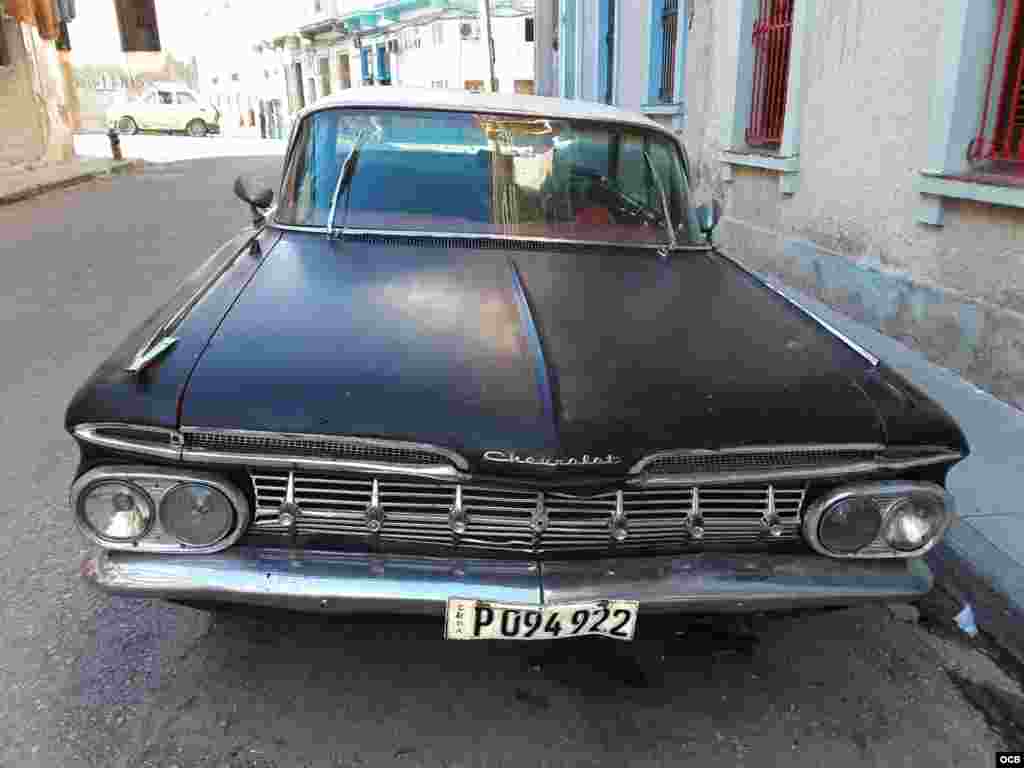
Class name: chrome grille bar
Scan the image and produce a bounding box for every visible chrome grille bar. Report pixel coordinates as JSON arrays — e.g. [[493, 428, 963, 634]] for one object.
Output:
[[250, 470, 807, 554]]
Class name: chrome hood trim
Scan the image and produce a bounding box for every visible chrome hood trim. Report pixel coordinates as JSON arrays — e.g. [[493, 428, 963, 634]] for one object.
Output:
[[74, 425, 962, 487], [179, 427, 470, 471], [630, 443, 964, 486], [73, 423, 471, 480], [73, 423, 183, 460]]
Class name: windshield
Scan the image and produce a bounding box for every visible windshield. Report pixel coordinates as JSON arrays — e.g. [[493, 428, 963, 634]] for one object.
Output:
[[276, 108, 702, 246]]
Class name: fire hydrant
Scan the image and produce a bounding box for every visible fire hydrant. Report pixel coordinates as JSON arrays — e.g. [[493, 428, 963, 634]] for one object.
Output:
[[107, 127, 122, 161]]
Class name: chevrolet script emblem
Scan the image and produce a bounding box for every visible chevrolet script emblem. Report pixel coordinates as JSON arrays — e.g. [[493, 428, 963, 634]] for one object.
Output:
[[482, 450, 622, 468]]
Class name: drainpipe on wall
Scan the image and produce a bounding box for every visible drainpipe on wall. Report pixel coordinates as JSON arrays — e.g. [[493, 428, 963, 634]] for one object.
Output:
[[478, 0, 497, 92]]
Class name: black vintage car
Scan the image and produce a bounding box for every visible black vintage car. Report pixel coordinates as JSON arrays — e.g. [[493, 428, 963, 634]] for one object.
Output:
[[68, 89, 965, 641]]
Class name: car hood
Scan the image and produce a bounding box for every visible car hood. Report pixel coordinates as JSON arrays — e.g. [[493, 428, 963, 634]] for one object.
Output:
[[176, 231, 965, 477]]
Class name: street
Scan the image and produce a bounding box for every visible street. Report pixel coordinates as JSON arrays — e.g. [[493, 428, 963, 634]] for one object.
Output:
[[0, 136, 1019, 767]]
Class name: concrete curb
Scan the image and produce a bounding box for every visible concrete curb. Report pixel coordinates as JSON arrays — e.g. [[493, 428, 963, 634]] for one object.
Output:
[[928, 527, 1024, 665], [745, 264, 1024, 663], [0, 158, 142, 206]]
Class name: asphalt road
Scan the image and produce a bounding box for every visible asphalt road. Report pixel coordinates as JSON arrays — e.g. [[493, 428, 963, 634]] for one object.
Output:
[[0, 137, 1020, 767]]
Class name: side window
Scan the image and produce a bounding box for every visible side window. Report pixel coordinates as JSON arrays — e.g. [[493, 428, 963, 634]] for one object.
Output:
[[176, 92, 197, 105], [157, 91, 173, 105]]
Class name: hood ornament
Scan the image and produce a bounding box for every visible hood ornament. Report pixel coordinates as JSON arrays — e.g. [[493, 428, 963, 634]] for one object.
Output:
[[482, 450, 622, 468]]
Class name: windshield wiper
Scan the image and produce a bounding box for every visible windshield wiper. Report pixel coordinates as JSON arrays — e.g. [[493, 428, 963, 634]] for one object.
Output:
[[328, 140, 363, 239], [643, 150, 678, 250]]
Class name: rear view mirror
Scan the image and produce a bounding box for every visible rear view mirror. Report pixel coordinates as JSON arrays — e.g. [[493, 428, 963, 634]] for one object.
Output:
[[234, 175, 274, 226], [695, 199, 722, 241]]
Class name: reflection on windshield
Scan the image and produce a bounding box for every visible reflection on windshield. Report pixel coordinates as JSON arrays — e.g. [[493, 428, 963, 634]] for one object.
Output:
[[276, 109, 701, 246]]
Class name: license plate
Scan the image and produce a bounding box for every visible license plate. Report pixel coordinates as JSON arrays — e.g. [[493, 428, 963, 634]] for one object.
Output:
[[445, 598, 639, 641]]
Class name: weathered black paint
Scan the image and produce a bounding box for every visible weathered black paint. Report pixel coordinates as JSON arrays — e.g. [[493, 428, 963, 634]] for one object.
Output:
[[64, 227, 280, 431], [67, 228, 967, 478]]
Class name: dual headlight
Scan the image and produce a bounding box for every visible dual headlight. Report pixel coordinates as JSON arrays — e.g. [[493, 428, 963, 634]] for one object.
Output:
[[71, 466, 250, 554], [803, 482, 954, 558]]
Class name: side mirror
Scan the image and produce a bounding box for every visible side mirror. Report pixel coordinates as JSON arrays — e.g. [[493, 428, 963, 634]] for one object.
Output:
[[234, 175, 274, 226], [695, 199, 722, 241]]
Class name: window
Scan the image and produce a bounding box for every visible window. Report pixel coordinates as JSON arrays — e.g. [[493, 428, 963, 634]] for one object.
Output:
[[115, 0, 161, 52], [276, 108, 699, 246], [599, 0, 615, 104], [525, 17, 535, 42], [561, 0, 576, 98], [318, 57, 331, 96], [720, 0, 806, 189], [657, 0, 679, 103], [176, 92, 197, 105], [746, 0, 794, 147], [231, 72, 240, 82], [376, 45, 390, 84], [293, 62, 306, 109], [338, 53, 351, 89], [157, 90, 173, 104], [432, 22, 444, 46], [360, 47, 372, 84], [1, 20, 11, 68], [968, 0, 1024, 175]]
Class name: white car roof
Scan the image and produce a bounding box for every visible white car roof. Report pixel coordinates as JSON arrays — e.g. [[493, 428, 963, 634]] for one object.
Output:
[[301, 87, 677, 139]]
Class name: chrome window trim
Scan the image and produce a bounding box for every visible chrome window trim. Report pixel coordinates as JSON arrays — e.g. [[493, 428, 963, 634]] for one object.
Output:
[[70, 465, 252, 555], [73, 423, 183, 461], [715, 250, 880, 366], [801, 481, 954, 559], [266, 223, 713, 252], [179, 426, 471, 471]]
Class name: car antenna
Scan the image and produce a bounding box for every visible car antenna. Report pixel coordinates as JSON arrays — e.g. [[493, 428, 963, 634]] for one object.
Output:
[[643, 150, 677, 257]]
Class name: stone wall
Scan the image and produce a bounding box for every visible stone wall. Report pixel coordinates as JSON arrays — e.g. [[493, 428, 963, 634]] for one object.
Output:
[[0, 16, 73, 168], [683, 0, 1024, 409]]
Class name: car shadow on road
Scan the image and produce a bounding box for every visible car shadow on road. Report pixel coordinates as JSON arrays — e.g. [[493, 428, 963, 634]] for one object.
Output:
[[71, 601, 996, 768]]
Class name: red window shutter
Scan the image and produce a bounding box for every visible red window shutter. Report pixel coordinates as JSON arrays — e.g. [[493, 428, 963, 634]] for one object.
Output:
[[970, 0, 1024, 168], [747, 0, 794, 147]]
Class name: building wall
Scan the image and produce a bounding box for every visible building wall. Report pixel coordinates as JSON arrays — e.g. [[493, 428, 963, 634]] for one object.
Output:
[[682, 0, 1024, 408], [0, 15, 72, 168], [291, 2, 535, 103]]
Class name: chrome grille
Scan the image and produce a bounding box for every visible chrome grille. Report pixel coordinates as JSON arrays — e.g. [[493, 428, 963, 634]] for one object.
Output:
[[182, 429, 465, 468], [250, 470, 807, 554]]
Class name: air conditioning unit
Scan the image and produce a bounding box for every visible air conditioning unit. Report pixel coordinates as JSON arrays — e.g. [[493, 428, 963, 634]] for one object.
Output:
[[387, 39, 400, 53], [459, 21, 480, 40]]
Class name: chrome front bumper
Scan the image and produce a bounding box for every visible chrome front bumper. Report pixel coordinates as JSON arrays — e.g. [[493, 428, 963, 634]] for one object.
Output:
[[82, 547, 933, 616]]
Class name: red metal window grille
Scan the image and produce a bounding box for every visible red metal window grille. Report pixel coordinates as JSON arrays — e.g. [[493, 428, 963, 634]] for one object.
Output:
[[968, 0, 1024, 171], [658, 0, 679, 103], [747, 0, 794, 147]]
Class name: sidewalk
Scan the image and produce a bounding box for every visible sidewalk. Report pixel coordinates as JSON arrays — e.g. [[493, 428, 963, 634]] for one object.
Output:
[[755, 269, 1024, 660], [0, 156, 140, 206]]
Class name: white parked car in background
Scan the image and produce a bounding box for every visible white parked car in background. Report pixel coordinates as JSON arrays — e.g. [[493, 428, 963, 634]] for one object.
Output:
[[107, 83, 220, 137]]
